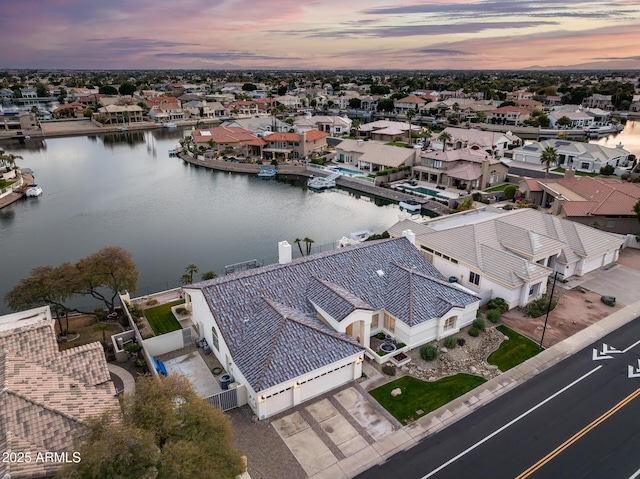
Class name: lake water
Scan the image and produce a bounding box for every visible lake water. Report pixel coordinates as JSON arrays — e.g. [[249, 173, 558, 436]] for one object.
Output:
[[0, 129, 399, 314]]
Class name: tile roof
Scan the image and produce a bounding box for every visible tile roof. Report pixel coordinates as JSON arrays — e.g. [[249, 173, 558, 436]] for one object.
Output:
[[187, 238, 477, 390], [193, 126, 264, 145], [336, 139, 417, 168], [0, 311, 119, 479]]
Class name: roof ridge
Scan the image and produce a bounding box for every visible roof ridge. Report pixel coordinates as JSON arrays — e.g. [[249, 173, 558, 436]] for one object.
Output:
[[7, 387, 86, 426], [254, 298, 289, 390], [312, 277, 374, 310]]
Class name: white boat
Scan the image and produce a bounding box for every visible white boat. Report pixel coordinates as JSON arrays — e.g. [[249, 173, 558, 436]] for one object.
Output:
[[399, 199, 421, 213], [258, 166, 277, 178], [308, 176, 336, 190], [350, 230, 372, 242], [25, 184, 43, 197], [164, 122, 177, 129]]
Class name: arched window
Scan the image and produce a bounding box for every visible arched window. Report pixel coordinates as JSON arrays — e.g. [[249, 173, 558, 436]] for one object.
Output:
[[444, 316, 457, 331]]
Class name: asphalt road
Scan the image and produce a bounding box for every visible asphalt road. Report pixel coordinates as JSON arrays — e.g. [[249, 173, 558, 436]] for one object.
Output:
[[357, 318, 640, 479]]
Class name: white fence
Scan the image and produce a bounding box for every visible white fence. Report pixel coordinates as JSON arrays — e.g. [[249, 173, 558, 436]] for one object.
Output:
[[142, 328, 192, 356]]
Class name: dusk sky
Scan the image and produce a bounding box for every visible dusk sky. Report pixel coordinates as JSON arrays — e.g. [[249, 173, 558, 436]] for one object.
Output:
[[2, 0, 640, 70]]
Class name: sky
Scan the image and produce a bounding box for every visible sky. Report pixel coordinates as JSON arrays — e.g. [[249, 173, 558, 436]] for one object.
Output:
[[1, 0, 640, 71]]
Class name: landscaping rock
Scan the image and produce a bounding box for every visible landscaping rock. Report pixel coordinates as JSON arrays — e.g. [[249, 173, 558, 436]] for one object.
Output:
[[391, 388, 402, 397], [440, 347, 448, 354], [469, 366, 477, 374]]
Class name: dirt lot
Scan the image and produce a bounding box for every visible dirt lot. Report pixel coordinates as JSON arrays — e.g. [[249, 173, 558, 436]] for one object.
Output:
[[501, 288, 622, 348], [55, 314, 123, 351]]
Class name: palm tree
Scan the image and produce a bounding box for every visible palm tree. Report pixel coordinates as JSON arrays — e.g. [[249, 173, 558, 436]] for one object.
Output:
[[304, 237, 315, 256], [540, 146, 558, 178], [294, 238, 304, 256], [185, 263, 199, 284], [438, 131, 452, 151], [351, 119, 361, 137], [95, 323, 111, 346], [406, 108, 416, 145], [180, 274, 192, 286]]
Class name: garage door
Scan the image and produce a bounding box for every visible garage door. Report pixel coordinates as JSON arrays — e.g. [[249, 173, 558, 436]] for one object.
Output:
[[299, 362, 354, 403]]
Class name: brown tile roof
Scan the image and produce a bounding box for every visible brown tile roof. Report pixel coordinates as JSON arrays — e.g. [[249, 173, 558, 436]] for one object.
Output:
[[522, 178, 543, 192], [304, 130, 329, 141], [193, 126, 263, 145]]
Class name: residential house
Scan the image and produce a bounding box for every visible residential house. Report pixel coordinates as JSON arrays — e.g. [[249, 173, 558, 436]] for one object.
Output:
[[192, 126, 266, 157], [184, 100, 229, 119], [226, 100, 259, 116], [514, 99, 544, 112], [414, 148, 508, 190], [356, 120, 420, 143], [294, 115, 352, 136], [0, 306, 119, 479], [262, 130, 329, 159], [488, 106, 531, 126], [53, 101, 87, 118], [534, 176, 640, 235], [182, 236, 479, 419], [0, 88, 15, 100], [548, 110, 595, 128], [582, 94, 614, 110], [512, 139, 631, 174], [430, 127, 521, 156], [394, 96, 427, 115], [20, 88, 37, 99], [93, 104, 144, 125], [144, 97, 188, 123], [544, 95, 563, 107], [389, 207, 624, 308], [334, 139, 419, 174], [223, 116, 288, 135], [274, 95, 302, 109]]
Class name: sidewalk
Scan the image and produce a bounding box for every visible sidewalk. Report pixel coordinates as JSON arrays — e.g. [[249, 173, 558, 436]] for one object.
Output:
[[306, 299, 640, 479]]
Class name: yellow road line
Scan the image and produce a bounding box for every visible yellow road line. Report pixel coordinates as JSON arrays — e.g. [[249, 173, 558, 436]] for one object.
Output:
[[516, 387, 640, 479]]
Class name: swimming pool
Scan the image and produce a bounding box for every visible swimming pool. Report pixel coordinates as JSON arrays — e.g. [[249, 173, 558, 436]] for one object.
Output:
[[396, 185, 446, 198], [331, 166, 365, 176]]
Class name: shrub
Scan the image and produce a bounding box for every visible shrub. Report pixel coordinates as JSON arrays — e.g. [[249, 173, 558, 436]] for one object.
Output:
[[443, 336, 457, 349], [487, 297, 509, 314], [457, 338, 466, 347], [473, 318, 486, 331], [377, 350, 388, 356], [468, 327, 480, 337], [375, 332, 386, 340], [382, 365, 396, 376], [600, 164, 615, 176], [476, 309, 483, 319], [503, 185, 517, 200], [487, 309, 502, 323], [396, 342, 406, 349], [503, 204, 514, 210], [420, 344, 438, 361], [472, 192, 482, 201], [524, 294, 558, 318], [146, 298, 158, 307]]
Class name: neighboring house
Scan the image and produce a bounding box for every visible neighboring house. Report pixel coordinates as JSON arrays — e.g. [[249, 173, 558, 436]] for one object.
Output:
[[0, 110, 37, 132], [262, 130, 329, 159], [144, 97, 187, 123], [356, 120, 420, 143], [53, 101, 87, 118], [514, 99, 544, 111], [274, 95, 302, 109], [294, 115, 352, 136], [182, 236, 479, 419], [93, 104, 144, 125], [535, 176, 640, 235], [334, 139, 419, 174], [226, 100, 259, 116], [389, 207, 624, 308], [394, 95, 427, 115], [20, 88, 37, 99], [223, 116, 289, 135], [488, 106, 531, 126], [184, 100, 229, 119], [0, 306, 119, 479], [545, 95, 563, 106], [415, 148, 508, 190], [192, 126, 266, 157], [430, 127, 521, 156], [512, 139, 631, 174], [0, 88, 15, 99], [582, 94, 614, 110], [548, 110, 594, 128]]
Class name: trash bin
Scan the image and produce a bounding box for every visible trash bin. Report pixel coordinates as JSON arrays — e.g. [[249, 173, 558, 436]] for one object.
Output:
[[219, 374, 233, 390]]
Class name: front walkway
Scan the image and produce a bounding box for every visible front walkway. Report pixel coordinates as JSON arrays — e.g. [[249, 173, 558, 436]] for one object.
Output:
[[107, 363, 136, 394]]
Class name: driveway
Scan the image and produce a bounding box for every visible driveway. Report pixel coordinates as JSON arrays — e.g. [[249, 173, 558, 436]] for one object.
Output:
[[577, 262, 640, 306]]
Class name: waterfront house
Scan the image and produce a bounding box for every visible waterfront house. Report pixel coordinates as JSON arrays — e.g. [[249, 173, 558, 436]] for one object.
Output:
[[184, 100, 229, 119], [548, 110, 594, 129], [53, 101, 87, 118], [511, 139, 630, 174], [394, 95, 427, 115], [0, 307, 119, 479], [389, 208, 624, 309], [224, 116, 289, 135], [531, 176, 640, 235], [356, 120, 420, 143], [334, 139, 419, 174], [182, 236, 479, 419], [262, 130, 329, 160], [581, 94, 614, 111], [192, 126, 266, 157], [429, 127, 521, 156], [414, 148, 508, 190], [487, 106, 531, 126], [93, 104, 144, 125], [294, 115, 353, 136], [144, 97, 188, 123]]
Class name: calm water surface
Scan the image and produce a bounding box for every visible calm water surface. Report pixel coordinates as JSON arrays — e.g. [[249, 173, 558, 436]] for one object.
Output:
[[0, 129, 399, 313]]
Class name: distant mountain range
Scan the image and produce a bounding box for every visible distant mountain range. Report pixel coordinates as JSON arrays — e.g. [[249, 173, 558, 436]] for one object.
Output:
[[524, 59, 640, 71]]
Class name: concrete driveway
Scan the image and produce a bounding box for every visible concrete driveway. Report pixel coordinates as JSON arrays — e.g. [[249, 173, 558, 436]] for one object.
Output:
[[577, 262, 640, 306]]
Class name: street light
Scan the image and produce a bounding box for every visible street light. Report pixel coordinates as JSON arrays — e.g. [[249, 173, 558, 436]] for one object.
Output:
[[540, 271, 559, 348]]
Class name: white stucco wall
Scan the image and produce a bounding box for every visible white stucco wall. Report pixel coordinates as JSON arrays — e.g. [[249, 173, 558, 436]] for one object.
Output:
[[142, 329, 186, 357]]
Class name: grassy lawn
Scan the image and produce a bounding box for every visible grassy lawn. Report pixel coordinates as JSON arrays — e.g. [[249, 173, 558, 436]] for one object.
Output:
[[483, 183, 510, 192], [385, 141, 407, 147], [144, 300, 184, 335], [552, 167, 599, 177], [56, 315, 121, 351], [370, 374, 486, 424], [0, 179, 16, 189], [487, 325, 544, 371]]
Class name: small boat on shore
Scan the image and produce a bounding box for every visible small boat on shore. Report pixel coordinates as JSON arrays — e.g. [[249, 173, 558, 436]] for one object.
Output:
[[164, 122, 177, 129], [258, 166, 277, 178], [308, 176, 336, 190], [25, 184, 43, 197]]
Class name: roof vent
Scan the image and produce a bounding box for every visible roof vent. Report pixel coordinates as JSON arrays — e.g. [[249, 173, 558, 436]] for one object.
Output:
[[376, 269, 385, 277]]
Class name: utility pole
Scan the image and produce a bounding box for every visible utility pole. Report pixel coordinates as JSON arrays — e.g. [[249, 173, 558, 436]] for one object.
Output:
[[540, 271, 559, 348]]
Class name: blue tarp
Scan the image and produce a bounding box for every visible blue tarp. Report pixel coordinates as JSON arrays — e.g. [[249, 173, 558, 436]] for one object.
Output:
[[152, 356, 167, 376]]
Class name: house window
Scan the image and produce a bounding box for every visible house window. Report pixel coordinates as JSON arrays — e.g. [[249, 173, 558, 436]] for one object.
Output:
[[469, 272, 480, 285], [371, 313, 379, 329], [433, 160, 442, 168], [211, 327, 219, 351], [444, 316, 457, 331], [383, 312, 395, 333], [581, 162, 590, 170]]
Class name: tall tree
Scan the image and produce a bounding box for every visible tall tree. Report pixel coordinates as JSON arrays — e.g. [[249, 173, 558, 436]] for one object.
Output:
[[185, 263, 199, 284], [633, 199, 640, 224], [304, 237, 315, 256], [58, 375, 245, 479], [294, 238, 304, 256], [540, 145, 558, 178], [406, 108, 416, 145], [438, 131, 452, 151]]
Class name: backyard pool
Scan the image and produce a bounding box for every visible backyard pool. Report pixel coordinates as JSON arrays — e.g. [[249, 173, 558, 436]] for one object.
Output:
[[331, 166, 366, 176], [396, 184, 447, 199]]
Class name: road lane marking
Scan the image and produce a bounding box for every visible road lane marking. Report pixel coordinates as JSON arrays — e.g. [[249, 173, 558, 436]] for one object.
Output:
[[420, 366, 602, 479], [623, 338, 640, 353], [629, 466, 640, 479], [515, 387, 640, 479]]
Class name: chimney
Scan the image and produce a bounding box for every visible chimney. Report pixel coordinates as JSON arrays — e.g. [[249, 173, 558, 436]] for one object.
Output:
[[278, 241, 292, 264], [402, 229, 416, 246], [564, 165, 575, 179]]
